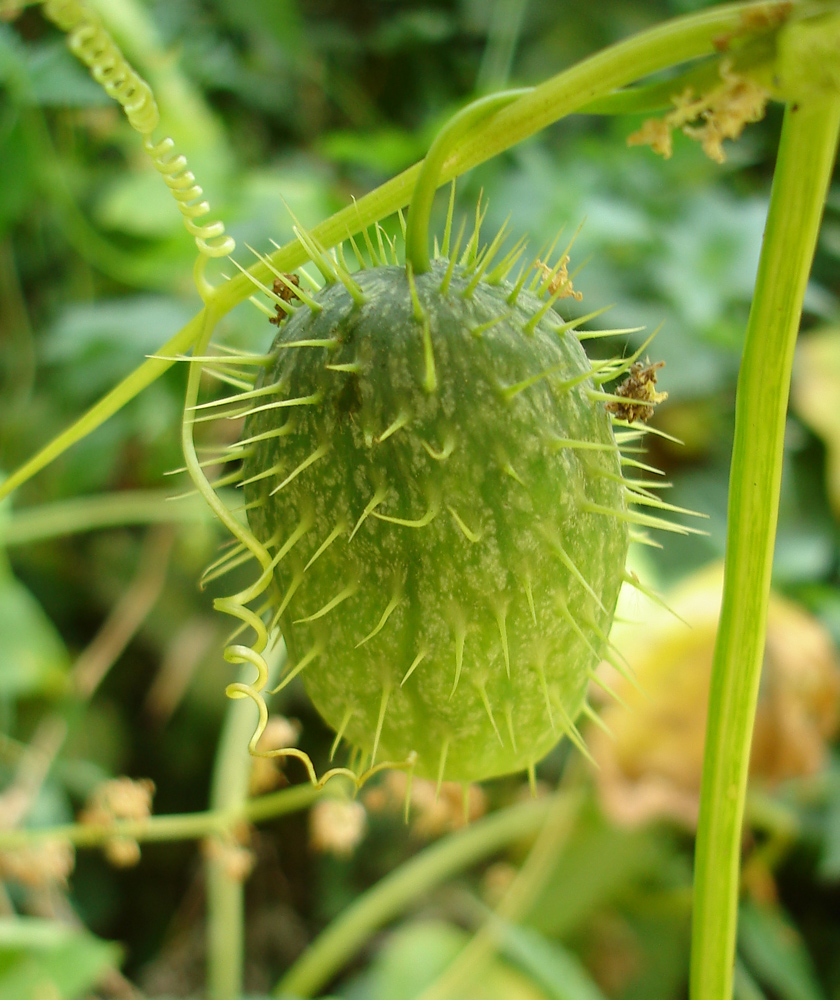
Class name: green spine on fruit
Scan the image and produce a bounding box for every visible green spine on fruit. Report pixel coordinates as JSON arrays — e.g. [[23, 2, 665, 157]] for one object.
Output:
[[241, 253, 629, 782]]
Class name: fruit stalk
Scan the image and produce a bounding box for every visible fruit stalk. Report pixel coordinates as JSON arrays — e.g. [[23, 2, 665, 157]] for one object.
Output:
[[404, 89, 530, 274]]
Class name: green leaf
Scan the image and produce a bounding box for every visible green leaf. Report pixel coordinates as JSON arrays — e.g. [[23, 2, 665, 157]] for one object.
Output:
[[525, 805, 670, 938], [734, 959, 769, 1000], [320, 128, 426, 174], [42, 296, 195, 400], [738, 901, 827, 1000], [25, 42, 113, 108], [93, 172, 186, 239], [495, 921, 607, 1000], [0, 561, 69, 699], [0, 917, 120, 1000], [356, 920, 549, 1000]]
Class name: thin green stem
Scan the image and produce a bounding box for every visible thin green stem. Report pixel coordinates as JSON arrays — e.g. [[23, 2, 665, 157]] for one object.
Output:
[[404, 89, 530, 274], [0, 310, 207, 501], [690, 96, 840, 1000], [2, 490, 216, 546], [0, 782, 319, 851], [206, 646, 286, 1000], [274, 795, 555, 998], [0, 0, 788, 504]]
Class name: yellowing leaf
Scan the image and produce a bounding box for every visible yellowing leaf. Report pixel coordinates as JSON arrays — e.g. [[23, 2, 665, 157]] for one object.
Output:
[[590, 562, 840, 827]]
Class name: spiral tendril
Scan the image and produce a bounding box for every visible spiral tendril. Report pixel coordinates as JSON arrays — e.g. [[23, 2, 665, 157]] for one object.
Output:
[[143, 136, 235, 258], [19, 0, 404, 788], [39, 0, 234, 260], [174, 253, 419, 792]]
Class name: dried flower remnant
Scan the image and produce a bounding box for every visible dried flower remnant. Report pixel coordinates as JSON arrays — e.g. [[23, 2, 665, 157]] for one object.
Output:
[[79, 776, 155, 868], [605, 360, 668, 424], [363, 771, 487, 837], [534, 256, 583, 301], [712, 2, 794, 52], [481, 861, 518, 907], [204, 835, 255, 882], [0, 840, 75, 888], [309, 798, 367, 857], [103, 838, 142, 869], [269, 273, 302, 325], [628, 60, 770, 163], [588, 562, 840, 828]]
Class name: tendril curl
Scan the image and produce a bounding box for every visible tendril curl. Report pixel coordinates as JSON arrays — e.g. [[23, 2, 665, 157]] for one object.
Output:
[[176, 300, 417, 793], [39, 0, 234, 260], [143, 136, 235, 258], [26, 0, 427, 790]]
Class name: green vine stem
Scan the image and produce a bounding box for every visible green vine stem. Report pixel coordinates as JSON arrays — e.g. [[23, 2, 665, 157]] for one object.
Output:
[[404, 88, 530, 274], [205, 645, 285, 1000], [0, 782, 319, 851], [0, 0, 792, 504], [234, 0, 791, 303], [690, 94, 840, 1000], [274, 794, 558, 999], [2, 490, 217, 546], [0, 310, 207, 501]]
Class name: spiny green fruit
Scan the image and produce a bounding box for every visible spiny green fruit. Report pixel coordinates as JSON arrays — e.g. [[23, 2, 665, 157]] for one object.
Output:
[[238, 246, 637, 784]]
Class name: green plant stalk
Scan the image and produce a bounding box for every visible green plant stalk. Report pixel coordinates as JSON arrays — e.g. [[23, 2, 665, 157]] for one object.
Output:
[[690, 96, 840, 1000], [274, 794, 556, 998], [0, 781, 318, 851], [0, 0, 789, 504], [229, 0, 786, 304], [206, 647, 286, 1000], [2, 490, 218, 546], [0, 310, 207, 500]]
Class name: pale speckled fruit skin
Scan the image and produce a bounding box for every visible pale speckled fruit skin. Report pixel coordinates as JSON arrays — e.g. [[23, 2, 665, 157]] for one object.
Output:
[[242, 260, 629, 781]]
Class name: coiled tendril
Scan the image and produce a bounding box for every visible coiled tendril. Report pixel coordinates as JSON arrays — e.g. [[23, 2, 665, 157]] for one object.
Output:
[[171, 228, 428, 794], [142, 136, 234, 258], [40, 0, 235, 259], [27, 0, 402, 792]]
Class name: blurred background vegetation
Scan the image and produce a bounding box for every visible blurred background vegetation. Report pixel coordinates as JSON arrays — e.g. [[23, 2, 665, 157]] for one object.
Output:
[[1, 0, 840, 998]]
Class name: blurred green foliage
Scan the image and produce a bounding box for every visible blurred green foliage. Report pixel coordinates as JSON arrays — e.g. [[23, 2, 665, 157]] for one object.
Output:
[[0, 1, 839, 998]]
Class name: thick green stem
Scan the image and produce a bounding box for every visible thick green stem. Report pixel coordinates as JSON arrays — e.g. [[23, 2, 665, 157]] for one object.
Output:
[[689, 97, 840, 1000], [274, 795, 555, 998], [404, 89, 530, 274], [205, 646, 286, 1000]]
